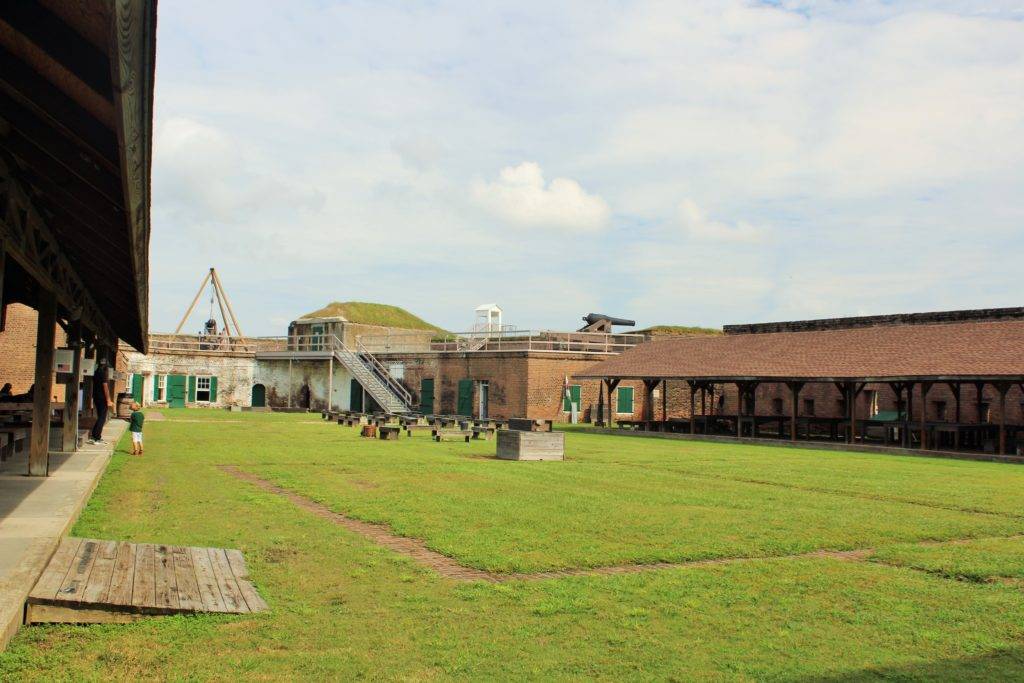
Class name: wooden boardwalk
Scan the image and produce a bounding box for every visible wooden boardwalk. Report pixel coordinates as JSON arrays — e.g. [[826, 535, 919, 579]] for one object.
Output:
[[26, 538, 267, 624]]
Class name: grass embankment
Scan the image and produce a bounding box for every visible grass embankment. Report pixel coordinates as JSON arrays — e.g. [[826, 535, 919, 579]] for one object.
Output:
[[3, 411, 1024, 679], [299, 301, 447, 333]]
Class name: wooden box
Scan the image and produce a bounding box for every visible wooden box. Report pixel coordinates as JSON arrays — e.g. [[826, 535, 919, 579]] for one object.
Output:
[[496, 429, 564, 461]]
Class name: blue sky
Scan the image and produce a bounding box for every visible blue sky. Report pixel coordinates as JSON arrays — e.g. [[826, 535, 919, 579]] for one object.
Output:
[[150, 0, 1024, 336]]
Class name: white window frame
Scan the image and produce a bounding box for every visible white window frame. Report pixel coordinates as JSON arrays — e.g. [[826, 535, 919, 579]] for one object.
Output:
[[157, 374, 167, 402], [196, 375, 212, 403]]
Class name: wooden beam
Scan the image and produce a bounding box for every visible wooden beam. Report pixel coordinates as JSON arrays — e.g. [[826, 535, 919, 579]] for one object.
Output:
[[787, 381, 803, 442], [975, 382, 987, 424], [996, 383, 1010, 456], [30, 288, 56, 476], [211, 268, 247, 343], [0, 2, 113, 100], [920, 382, 932, 450], [109, 0, 156, 353], [661, 379, 667, 423], [173, 270, 212, 335], [0, 46, 119, 164], [0, 156, 117, 344], [688, 381, 696, 434], [0, 87, 123, 204], [62, 320, 82, 451]]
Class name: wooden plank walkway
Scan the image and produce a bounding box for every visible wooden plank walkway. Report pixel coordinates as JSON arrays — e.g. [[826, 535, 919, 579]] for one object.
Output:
[[25, 538, 267, 624]]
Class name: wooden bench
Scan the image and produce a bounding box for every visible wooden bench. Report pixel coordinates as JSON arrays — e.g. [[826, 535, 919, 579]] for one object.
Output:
[[0, 427, 29, 461], [405, 424, 435, 437], [471, 427, 495, 440], [434, 430, 471, 443], [379, 426, 402, 441]]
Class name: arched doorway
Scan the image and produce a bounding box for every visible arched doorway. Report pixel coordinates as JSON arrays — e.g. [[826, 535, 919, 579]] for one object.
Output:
[[251, 383, 266, 408]]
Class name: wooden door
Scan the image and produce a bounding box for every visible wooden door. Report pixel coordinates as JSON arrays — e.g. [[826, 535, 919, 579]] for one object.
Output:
[[350, 379, 363, 412], [251, 383, 266, 408], [457, 379, 473, 417], [419, 379, 434, 415], [131, 374, 144, 403], [167, 375, 186, 408]]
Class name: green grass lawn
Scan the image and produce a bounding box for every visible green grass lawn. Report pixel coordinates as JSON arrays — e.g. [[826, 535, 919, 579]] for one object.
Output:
[[3, 410, 1024, 680]]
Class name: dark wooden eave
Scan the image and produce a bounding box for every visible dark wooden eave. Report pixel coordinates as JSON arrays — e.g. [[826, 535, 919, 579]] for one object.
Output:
[[0, 0, 155, 351]]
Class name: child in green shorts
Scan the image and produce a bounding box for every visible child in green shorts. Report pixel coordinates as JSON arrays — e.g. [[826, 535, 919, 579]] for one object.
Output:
[[129, 402, 145, 456]]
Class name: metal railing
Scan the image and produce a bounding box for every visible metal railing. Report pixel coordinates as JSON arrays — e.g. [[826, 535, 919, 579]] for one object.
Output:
[[357, 329, 645, 355], [147, 335, 286, 354], [354, 337, 413, 407]]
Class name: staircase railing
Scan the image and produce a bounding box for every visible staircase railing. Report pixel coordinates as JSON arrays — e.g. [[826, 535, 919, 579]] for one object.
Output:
[[353, 338, 413, 407]]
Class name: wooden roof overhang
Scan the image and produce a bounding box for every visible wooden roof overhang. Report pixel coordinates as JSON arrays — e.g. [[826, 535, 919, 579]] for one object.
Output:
[[0, 0, 156, 351], [574, 320, 1024, 388], [573, 373, 1024, 385]]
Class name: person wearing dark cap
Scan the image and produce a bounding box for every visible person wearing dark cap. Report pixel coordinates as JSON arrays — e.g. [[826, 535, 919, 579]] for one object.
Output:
[[89, 356, 113, 444]]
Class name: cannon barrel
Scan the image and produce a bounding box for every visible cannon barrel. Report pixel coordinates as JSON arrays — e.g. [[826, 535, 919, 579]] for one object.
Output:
[[582, 313, 635, 328]]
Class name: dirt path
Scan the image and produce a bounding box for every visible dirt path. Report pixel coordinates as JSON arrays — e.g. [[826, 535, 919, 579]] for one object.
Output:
[[220, 465, 877, 583]]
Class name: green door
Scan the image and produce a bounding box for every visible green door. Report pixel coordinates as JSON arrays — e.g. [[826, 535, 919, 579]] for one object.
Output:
[[251, 383, 266, 408], [419, 379, 434, 415], [131, 373, 144, 403], [350, 379, 363, 412], [563, 385, 581, 411], [167, 375, 186, 409], [457, 379, 473, 417]]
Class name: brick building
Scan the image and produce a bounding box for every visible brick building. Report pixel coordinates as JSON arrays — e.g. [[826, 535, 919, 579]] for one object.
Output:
[[577, 307, 1024, 455], [0, 304, 66, 398], [125, 314, 653, 420]]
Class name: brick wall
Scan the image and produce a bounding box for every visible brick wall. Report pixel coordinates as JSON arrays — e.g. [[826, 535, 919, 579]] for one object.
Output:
[[0, 303, 68, 402], [375, 351, 650, 421], [645, 380, 1024, 425]]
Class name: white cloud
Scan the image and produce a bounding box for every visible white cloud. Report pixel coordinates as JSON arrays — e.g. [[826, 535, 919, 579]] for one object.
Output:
[[471, 162, 610, 232], [148, 1, 1024, 335], [678, 199, 766, 244]]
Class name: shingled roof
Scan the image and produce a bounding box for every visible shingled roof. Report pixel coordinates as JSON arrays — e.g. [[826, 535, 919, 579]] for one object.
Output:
[[575, 320, 1024, 382]]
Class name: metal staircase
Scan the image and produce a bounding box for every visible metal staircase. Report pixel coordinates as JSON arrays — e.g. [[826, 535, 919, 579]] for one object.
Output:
[[329, 335, 412, 414]]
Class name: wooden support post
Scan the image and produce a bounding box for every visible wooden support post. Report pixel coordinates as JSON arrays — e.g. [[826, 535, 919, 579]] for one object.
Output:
[[688, 381, 696, 434], [974, 382, 986, 424], [788, 382, 802, 442], [845, 383, 855, 444], [997, 383, 1009, 455], [643, 379, 657, 422], [919, 382, 932, 450], [905, 383, 915, 448], [661, 379, 667, 424], [30, 289, 57, 476], [607, 379, 620, 428], [62, 322, 82, 452], [734, 382, 745, 437]]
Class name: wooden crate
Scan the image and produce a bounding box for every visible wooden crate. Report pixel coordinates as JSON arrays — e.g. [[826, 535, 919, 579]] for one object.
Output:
[[496, 430, 564, 461]]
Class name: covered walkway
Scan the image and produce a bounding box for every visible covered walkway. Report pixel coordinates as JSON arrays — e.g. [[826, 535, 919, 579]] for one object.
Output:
[[577, 314, 1024, 457], [0, 420, 124, 649]]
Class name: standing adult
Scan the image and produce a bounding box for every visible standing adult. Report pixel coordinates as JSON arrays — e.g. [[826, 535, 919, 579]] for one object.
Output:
[[89, 356, 113, 444]]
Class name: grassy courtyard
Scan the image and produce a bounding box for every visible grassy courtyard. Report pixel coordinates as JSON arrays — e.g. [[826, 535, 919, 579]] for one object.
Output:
[[3, 411, 1024, 680]]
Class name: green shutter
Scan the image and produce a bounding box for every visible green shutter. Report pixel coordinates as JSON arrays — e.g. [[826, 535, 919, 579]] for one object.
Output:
[[617, 387, 634, 414], [457, 379, 473, 416], [153, 375, 160, 401], [209, 376, 218, 402], [419, 378, 434, 415], [187, 376, 196, 403], [563, 385, 581, 411], [131, 374, 144, 403]]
